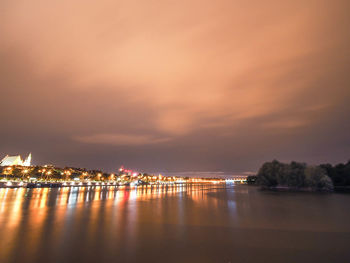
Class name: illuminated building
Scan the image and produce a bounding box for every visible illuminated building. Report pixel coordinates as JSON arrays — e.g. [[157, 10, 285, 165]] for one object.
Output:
[[0, 153, 32, 166]]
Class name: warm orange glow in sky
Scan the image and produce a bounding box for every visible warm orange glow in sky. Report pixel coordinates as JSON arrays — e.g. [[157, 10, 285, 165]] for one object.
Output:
[[1, 0, 349, 172]]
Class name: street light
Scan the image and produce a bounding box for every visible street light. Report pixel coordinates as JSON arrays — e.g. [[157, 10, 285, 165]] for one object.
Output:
[[22, 169, 29, 181]]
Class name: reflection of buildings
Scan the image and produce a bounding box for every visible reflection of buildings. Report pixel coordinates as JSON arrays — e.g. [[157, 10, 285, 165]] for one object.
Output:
[[0, 153, 32, 166]]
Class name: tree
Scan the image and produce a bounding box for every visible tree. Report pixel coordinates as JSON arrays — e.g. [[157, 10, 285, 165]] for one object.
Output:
[[304, 166, 333, 191], [12, 167, 22, 179], [320, 161, 350, 187], [29, 166, 42, 179], [256, 160, 283, 187], [256, 160, 334, 191], [287, 161, 306, 187]]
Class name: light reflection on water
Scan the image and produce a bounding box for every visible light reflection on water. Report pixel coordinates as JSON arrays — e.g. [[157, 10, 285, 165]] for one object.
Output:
[[1, 184, 350, 263]]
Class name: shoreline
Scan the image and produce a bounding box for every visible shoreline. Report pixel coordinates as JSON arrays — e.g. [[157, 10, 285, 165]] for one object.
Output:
[[0, 180, 187, 189], [0, 180, 223, 189], [255, 185, 350, 193]]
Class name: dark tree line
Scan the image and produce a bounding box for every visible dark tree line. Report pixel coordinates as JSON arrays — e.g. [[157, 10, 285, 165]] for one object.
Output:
[[320, 161, 350, 187], [249, 160, 335, 191]]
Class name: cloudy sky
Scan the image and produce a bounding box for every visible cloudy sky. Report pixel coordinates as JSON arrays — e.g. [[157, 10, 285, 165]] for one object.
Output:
[[1, 0, 349, 174]]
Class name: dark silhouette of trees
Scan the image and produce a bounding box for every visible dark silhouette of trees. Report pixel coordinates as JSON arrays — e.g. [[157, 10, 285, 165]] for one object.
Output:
[[256, 160, 333, 191], [305, 166, 333, 190], [320, 160, 350, 187]]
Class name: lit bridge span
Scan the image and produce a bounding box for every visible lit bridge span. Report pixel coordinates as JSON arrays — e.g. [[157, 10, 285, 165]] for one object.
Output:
[[225, 176, 248, 183]]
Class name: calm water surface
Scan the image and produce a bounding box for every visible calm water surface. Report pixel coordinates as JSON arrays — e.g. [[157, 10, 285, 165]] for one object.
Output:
[[1, 184, 350, 263]]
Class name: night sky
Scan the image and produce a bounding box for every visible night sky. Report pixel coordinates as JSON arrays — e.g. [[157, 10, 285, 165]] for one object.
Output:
[[1, 0, 350, 175]]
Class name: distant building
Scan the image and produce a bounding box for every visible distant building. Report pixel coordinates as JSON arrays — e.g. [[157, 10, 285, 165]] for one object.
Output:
[[0, 153, 32, 166]]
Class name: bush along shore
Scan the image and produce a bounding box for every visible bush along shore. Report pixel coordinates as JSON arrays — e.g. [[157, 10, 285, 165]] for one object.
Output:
[[247, 160, 350, 192]]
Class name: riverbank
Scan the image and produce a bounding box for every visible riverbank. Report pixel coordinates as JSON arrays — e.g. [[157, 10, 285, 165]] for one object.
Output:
[[0, 180, 186, 188], [261, 185, 333, 192], [254, 185, 350, 193]]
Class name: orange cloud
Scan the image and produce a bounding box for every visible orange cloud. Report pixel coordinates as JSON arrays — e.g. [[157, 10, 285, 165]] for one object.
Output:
[[0, 0, 349, 169], [74, 133, 171, 146]]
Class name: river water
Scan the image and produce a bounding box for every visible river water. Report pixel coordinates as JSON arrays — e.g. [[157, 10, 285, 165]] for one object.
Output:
[[1, 184, 350, 263]]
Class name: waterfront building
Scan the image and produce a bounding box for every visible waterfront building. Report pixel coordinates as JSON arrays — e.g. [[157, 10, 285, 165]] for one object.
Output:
[[0, 153, 32, 166]]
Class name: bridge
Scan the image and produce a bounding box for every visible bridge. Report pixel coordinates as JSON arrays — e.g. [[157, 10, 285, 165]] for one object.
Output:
[[225, 176, 248, 183]]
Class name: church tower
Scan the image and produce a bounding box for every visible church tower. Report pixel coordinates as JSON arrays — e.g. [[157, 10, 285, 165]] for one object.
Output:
[[23, 153, 32, 166]]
